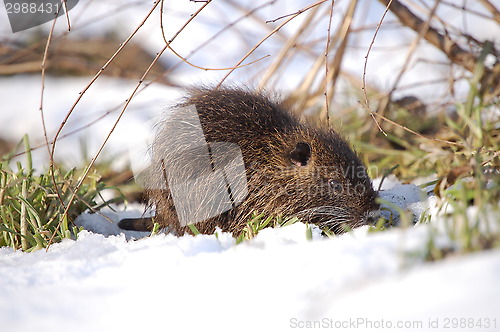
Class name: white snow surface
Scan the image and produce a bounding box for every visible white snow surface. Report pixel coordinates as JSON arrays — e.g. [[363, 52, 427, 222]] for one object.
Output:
[[1, 2, 499, 330], [1, 180, 499, 332]]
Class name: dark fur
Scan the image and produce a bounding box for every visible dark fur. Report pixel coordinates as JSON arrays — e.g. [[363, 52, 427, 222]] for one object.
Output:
[[119, 87, 379, 235]]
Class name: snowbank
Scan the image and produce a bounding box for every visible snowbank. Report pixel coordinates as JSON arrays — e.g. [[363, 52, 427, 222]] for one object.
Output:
[[1, 180, 499, 332]]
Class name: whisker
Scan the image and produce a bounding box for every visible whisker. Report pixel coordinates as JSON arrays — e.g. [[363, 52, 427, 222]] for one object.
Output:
[[293, 205, 373, 234]]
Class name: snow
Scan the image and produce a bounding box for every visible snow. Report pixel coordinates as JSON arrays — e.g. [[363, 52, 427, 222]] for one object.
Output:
[[1, 179, 499, 332], [374, 175, 428, 224], [0, 75, 178, 169], [1, 2, 499, 331], [0, 74, 498, 332]]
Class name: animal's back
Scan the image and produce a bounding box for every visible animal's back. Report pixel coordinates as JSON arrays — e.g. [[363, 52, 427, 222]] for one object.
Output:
[[119, 87, 379, 235]]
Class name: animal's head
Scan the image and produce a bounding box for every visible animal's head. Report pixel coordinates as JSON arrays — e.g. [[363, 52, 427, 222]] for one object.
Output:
[[255, 128, 379, 233]]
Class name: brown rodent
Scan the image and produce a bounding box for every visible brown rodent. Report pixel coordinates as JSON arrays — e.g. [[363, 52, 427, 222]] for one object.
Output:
[[119, 87, 379, 235]]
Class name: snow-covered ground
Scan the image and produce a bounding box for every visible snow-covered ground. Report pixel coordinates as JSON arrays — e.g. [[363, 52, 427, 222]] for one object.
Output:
[[0, 74, 498, 331], [1, 2, 499, 331], [1, 178, 499, 332]]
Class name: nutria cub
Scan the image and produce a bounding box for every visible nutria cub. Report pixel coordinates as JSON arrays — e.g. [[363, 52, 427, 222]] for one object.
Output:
[[119, 87, 379, 235]]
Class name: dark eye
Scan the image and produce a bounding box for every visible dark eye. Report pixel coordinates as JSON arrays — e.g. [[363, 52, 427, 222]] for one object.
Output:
[[329, 179, 343, 193]]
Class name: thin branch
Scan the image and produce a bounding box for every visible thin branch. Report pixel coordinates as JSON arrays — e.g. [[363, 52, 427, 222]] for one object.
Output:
[[477, 0, 500, 24], [47, 0, 213, 250], [321, 0, 358, 123], [160, 0, 269, 71], [47, 46, 169, 250], [168, 45, 270, 71], [218, 0, 329, 87], [361, 0, 393, 135], [358, 101, 463, 147], [258, 3, 321, 90], [266, 3, 321, 23], [324, 0, 335, 125], [49, 1, 160, 166], [40, 2, 66, 209], [379, 0, 500, 101], [439, 0, 498, 22], [45, 1, 162, 250], [377, 0, 441, 116], [377, 0, 478, 73], [62, 0, 71, 30]]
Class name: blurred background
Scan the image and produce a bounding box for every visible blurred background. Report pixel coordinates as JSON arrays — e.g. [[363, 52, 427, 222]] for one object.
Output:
[[0, 0, 498, 177]]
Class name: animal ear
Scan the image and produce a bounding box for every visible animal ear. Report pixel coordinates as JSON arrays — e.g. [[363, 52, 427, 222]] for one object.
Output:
[[289, 142, 311, 166]]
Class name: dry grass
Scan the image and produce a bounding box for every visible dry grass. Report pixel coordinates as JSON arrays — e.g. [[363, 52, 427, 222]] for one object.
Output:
[[0, 0, 498, 251]]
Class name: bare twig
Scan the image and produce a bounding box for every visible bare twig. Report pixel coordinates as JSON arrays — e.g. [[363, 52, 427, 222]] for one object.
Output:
[[358, 101, 463, 147], [477, 0, 500, 24], [218, 0, 329, 87], [258, 3, 321, 90], [324, 0, 335, 125], [47, 0, 214, 250], [49, 1, 160, 165], [321, 0, 358, 122], [62, 0, 71, 31], [439, 0, 498, 22], [10, 1, 278, 161], [266, 3, 320, 23], [280, 6, 332, 110], [378, 0, 484, 73], [40, 2, 66, 208], [169, 46, 270, 71], [164, 0, 270, 72], [377, 0, 441, 116], [159, 1, 269, 71], [361, 0, 393, 135], [169, 1, 277, 76], [46, 1, 162, 250], [379, 0, 500, 101]]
